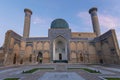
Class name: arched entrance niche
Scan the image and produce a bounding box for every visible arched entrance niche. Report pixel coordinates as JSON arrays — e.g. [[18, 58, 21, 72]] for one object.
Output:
[[13, 54, 17, 64], [29, 54, 32, 62], [37, 52, 43, 63], [80, 53, 83, 62], [13, 43, 20, 64], [53, 36, 68, 61]]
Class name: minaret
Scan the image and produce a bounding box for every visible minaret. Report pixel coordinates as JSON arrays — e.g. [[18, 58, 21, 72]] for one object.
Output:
[[89, 7, 101, 36], [23, 8, 32, 38]]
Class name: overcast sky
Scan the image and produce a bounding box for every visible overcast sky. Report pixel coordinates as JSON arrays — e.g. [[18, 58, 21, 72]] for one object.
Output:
[[0, 0, 120, 47]]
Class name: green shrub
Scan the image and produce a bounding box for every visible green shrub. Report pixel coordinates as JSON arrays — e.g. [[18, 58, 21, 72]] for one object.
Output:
[[105, 78, 120, 80], [4, 78, 19, 80], [22, 68, 54, 73], [80, 68, 101, 73], [22, 68, 39, 73], [68, 68, 100, 73]]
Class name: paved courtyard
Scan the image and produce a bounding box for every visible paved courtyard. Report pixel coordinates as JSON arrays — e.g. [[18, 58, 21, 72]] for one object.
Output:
[[0, 63, 120, 80]]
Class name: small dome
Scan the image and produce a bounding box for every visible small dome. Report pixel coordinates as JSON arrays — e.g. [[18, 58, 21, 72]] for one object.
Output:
[[51, 19, 69, 29]]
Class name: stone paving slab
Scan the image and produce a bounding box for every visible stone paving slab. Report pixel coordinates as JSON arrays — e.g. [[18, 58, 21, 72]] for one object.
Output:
[[38, 72, 85, 80]]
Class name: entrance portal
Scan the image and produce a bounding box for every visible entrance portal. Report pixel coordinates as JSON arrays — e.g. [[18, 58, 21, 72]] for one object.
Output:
[[53, 36, 68, 63]]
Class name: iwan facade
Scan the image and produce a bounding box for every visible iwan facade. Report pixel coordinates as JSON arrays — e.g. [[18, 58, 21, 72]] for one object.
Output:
[[0, 7, 120, 65]]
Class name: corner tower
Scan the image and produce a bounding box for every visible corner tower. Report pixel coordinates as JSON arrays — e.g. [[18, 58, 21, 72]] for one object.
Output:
[[23, 8, 32, 38], [89, 7, 101, 36]]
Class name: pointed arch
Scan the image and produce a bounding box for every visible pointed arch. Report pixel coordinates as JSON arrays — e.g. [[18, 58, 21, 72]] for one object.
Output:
[[53, 35, 68, 61], [13, 43, 20, 55], [25, 46, 32, 57], [13, 43, 20, 64], [77, 42, 83, 50], [44, 42, 50, 50], [37, 42, 42, 50], [70, 42, 76, 50]]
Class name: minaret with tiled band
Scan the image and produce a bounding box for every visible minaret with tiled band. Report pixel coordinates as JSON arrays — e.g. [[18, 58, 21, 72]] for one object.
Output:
[[89, 7, 101, 36], [23, 8, 32, 38]]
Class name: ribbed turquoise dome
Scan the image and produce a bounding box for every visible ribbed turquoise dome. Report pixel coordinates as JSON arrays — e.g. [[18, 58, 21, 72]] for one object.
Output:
[[51, 19, 69, 29]]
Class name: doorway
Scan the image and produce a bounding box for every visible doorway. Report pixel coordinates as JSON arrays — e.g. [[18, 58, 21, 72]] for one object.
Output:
[[100, 59, 103, 64], [37, 52, 43, 63], [20, 59, 23, 64], [59, 53, 62, 60], [13, 54, 16, 64]]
